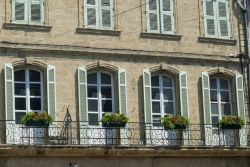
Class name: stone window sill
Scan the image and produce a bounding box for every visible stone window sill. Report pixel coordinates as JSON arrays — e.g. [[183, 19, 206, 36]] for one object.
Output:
[[140, 32, 182, 41], [76, 28, 121, 36], [198, 37, 237, 45], [2, 23, 52, 32]]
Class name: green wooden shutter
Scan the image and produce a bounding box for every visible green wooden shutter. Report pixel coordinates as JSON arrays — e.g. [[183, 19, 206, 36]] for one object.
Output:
[[217, 0, 230, 38], [47, 65, 56, 121], [30, 0, 44, 25], [5, 64, 14, 121], [118, 69, 127, 115], [202, 72, 211, 124], [12, 0, 27, 23], [160, 0, 174, 34], [84, 0, 98, 28], [147, 0, 160, 32], [78, 67, 88, 122], [179, 72, 189, 118], [203, 0, 217, 37], [143, 69, 152, 123], [100, 0, 113, 29]]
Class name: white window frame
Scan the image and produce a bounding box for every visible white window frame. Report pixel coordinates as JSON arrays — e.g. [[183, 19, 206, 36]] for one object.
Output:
[[151, 74, 176, 124], [11, 0, 45, 25], [210, 77, 232, 125], [87, 71, 114, 124], [14, 68, 44, 120], [203, 0, 231, 39], [84, 0, 114, 30], [146, 0, 175, 34]]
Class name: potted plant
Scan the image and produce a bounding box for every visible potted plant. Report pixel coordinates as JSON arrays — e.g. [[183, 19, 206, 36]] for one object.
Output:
[[101, 113, 129, 128], [218, 116, 245, 129], [21, 112, 53, 127], [162, 115, 189, 130]]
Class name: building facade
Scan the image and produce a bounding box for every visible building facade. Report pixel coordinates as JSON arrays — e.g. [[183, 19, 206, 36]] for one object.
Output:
[[0, 0, 249, 166]]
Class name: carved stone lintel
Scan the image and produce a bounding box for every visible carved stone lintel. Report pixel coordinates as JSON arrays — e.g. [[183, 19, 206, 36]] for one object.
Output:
[[25, 57, 33, 65]]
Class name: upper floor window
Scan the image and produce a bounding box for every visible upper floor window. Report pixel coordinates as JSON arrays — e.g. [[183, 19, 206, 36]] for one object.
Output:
[[12, 0, 44, 25], [14, 69, 43, 123], [87, 71, 114, 125], [146, 0, 174, 34], [203, 0, 230, 39], [84, 0, 114, 30]]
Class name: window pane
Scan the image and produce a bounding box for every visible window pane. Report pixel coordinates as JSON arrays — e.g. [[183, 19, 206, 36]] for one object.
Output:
[[15, 2, 25, 20], [220, 79, 229, 90], [101, 73, 111, 84], [87, 73, 97, 84], [151, 76, 159, 87], [87, 8, 96, 26], [14, 70, 25, 82], [15, 83, 26, 96], [162, 0, 171, 11], [101, 86, 112, 98], [221, 103, 231, 116], [30, 84, 41, 96], [163, 89, 173, 100], [87, 85, 97, 98], [152, 101, 160, 113], [210, 78, 217, 89], [211, 103, 218, 114], [151, 88, 160, 100], [102, 9, 111, 27], [162, 76, 172, 87], [30, 98, 41, 110], [88, 113, 99, 125], [220, 91, 229, 102], [149, 13, 158, 31], [15, 98, 26, 110], [212, 116, 219, 126], [102, 0, 110, 6], [149, 0, 157, 10], [87, 0, 95, 5], [207, 19, 215, 35], [206, 1, 214, 16], [102, 100, 112, 112], [29, 70, 40, 82], [218, 2, 226, 17], [31, 4, 41, 21], [88, 99, 98, 112], [210, 90, 217, 101], [15, 112, 26, 124], [152, 115, 161, 125], [164, 102, 174, 114]]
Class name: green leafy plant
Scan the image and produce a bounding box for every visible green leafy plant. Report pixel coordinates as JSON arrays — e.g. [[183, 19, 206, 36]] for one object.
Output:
[[101, 113, 129, 127], [162, 115, 189, 130], [21, 112, 53, 127], [218, 116, 245, 129]]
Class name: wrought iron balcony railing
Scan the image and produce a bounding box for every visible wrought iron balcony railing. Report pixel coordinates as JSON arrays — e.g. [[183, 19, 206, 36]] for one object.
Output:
[[1, 121, 249, 147]]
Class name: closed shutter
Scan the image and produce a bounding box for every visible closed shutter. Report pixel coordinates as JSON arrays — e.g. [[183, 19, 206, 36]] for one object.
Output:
[[118, 69, 127, 115], [12, 0, 27, 23], [78, 67, 88, 122], [84, 0, 98, 28], [147, 0, 160, 32], [5, 64, 14, 121], [143, 69, 152, 123], [160, 0, 174, 34], [47, 65, 56, 121], [179, 72, 188, 118], [204, 0, 217, 37], [30, 0, 44, 25], [217, 0, 230, 38], [100, 0, 113, 29]]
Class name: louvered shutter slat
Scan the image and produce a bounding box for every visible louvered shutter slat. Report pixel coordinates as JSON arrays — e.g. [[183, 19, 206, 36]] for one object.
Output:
[[147, 0, 160, 32], [85, 0, 98, 27], [119, 69, 127, 115], [101, 0, 113, 29], [14, 0, 25, 21], [78, 67, 88, 122], [204, 0, 216, 37], [179, 72, 189, 118], [161, 0, 174, 33], [30, 0, 43, 23], [202, 72, 211, 124], [47, 65, 56, 121], [5, 64, 14, 121], [143, 69, 152, 123], [218, 1, 229, 38]]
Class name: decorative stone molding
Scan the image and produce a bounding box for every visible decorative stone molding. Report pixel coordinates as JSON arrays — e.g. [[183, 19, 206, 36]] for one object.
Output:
[[12, 58, 47, 70], [86, 61, 119, 73], [207, 67, 235, 78], [149, 64, 179, 76], [3, 23, 52, 32]]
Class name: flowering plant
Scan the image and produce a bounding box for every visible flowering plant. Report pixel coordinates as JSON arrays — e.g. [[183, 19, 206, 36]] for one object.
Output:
[[162, 115, 189, 130], [21, 112, 52, 127], [218, 116, 245, 129], [101, 113, 129, 127]]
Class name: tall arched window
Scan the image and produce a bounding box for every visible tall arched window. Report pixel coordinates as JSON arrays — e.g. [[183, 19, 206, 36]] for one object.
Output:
[[14, 69, 43, 123], [210, 77, 231, 125], [151, 74, 175, 124], [87, 71, 114, 125]]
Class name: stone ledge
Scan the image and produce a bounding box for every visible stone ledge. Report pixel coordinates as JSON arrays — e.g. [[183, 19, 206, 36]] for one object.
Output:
[[2, 23, 52, 32], [76, 28, 121, 36], [198, 37, 237, 45], [140, 32, 182, 41]]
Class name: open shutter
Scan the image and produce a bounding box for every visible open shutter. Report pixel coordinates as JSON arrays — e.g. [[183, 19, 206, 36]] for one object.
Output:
[[78, 67, 88, 122], [143, 69, 152, 124], [47, 65, 56, 121], [147, 0, 160, 32], [160, 0, 174, 34], [179, 72, 189, 118], [118, 69, 127, 115], [100, 0, 113, 29], [12, 0, 27, 23], [217, 0, 230, 38], [84, 0, 98, 28], [30, 0, 44, 25], [203, 0, 217, 37]]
